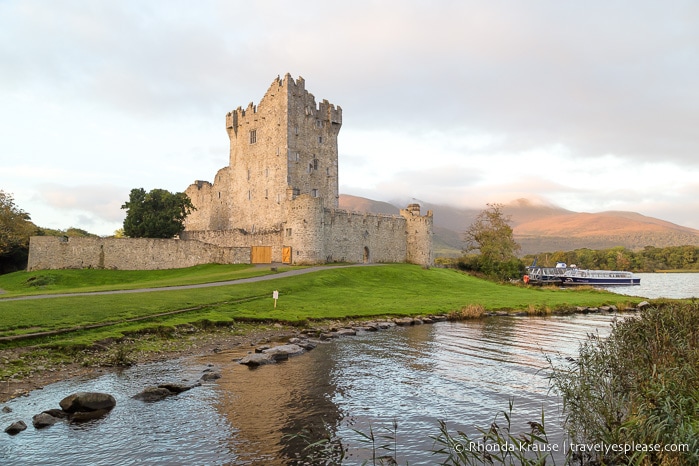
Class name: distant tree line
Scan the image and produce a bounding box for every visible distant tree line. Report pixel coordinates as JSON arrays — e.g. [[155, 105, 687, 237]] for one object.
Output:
[[522, 245, 699, 272], [435, 202, 699, 278]]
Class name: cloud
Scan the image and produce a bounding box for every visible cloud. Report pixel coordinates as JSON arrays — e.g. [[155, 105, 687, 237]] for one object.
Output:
[[2, 0, 699, 235], [38, 183, 127, 223]]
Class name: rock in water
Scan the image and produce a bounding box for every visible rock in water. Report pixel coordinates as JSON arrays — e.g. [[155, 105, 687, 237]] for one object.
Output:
[[238, 353, 273, 367], [5, 421, 27, 435], [32, 412, 60, 429], [59, 392, 117, 413], [132, 387, 174, 402]]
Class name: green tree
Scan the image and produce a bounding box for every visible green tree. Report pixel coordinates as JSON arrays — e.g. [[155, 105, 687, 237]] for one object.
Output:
[[0, 190, 37, 272], [463, 203, 522, 279], [121, 188, 195, 238]]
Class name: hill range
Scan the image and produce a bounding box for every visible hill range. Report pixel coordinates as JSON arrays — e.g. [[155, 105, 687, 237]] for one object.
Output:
[[339, 195, 699, 257]]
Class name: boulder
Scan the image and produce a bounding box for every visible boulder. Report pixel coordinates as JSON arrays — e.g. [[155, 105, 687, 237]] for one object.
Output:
[[32, 412, 60, 429], [334, 328, 357, 336], [238, 353, 273, 367], [59, 392, 116, 413], [132, 387, 174, 402], [262, 344, 304, 361], [42, 408, 68, 419], [637, 301, 651, 311], [296, 340, 317, 351], [4, 421, 27, 435], [2, 406, 11, 413], [158, 382, 200, 394], [394, 317, 414, 326], [70, 408, 113, 422], [199, 372, 222, 382]]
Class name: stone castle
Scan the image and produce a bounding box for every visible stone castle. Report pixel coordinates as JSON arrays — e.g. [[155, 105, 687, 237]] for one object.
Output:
[[27, 74, 433, 270]]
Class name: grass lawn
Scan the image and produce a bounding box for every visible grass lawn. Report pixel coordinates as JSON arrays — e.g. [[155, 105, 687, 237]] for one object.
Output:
[[0, 263, 284, 296], [0, 264, 640, 344]]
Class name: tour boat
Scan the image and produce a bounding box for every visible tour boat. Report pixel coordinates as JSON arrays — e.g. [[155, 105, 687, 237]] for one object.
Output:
[[523, 262, 640, 286]]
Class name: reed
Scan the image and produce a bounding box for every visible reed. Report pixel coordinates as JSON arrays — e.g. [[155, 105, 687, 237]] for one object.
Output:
[[447, 304, 485, 320], [550, 302, 699, 465]]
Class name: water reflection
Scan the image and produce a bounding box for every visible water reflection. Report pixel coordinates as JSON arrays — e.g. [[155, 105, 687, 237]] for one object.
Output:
[[1, 315, 618, 465], [209, 344, 344, 465]]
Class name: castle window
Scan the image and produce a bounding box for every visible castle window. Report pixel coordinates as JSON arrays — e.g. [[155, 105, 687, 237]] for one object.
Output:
[[277, 193, 281, 203], [248, 190, 251, 200], [294, 125, 298, 135], [326, 167, 331, 176], [315, 120, 323, 128], [318, 136, 323, 143], [265, 168, 269, 177], [311, 189, 318, 198], [265, 189, 268, 199], [286, 228, 292, 237], [249, 129, 257, 144], [313, 158, 318, 170]]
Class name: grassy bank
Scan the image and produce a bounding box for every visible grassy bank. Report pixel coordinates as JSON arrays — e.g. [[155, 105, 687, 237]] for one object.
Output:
[[0, 264, 643, 385], [0, 264, 639, 338]]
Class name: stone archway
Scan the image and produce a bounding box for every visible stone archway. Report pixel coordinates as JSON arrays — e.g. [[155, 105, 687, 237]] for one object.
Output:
[[363, 246, 370, 264]]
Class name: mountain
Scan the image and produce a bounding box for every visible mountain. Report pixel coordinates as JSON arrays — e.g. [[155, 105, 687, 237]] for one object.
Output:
[[338, 195, 699, 257]]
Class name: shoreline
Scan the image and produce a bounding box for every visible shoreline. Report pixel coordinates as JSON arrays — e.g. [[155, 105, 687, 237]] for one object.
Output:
[[0, 303, 646, 405], [1, 323, 301, 404]]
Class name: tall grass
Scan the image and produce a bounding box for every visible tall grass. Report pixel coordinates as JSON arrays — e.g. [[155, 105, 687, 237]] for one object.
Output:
[[550, 302, 699, 465]]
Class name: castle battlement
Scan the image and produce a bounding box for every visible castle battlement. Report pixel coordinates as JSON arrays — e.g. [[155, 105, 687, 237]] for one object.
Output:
[[226, 74, 342, 135]]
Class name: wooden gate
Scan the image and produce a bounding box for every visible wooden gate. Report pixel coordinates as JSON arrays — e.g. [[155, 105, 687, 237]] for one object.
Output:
[[282, 246, 292, 264], [251, 246, 272, 264]]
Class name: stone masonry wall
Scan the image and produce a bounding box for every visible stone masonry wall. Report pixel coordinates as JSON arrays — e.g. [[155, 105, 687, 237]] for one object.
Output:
[[27, 236, 250, 271], [180, 229, 284, 263], [322, 209, 408, 264]]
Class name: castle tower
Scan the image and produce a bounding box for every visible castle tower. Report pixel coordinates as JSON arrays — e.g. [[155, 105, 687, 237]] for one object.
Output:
[[185, 74, 342, 233], [181, 74, 432, 268], [401, 204, 434, 267]]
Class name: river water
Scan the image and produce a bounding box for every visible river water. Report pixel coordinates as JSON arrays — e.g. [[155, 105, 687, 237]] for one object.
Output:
[[2, 314, 621, 465]]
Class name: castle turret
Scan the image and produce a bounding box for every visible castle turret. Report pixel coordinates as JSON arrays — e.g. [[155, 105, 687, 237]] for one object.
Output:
[[284, 194, 325, 264], [401, 204, 434, 267]]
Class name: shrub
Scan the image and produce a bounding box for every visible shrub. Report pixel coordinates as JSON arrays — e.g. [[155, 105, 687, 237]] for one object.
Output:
[[550, 303, 699, 465]]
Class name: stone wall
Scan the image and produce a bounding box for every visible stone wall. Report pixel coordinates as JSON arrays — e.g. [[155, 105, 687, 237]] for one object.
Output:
[[27, 236, 250, 271], [323, 209, 408, 264], [180, 228, 284, 262]]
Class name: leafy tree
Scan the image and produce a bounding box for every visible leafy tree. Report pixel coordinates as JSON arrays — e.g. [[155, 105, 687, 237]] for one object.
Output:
[[462, 203, 522, 279], [0, 190, 37, 272], [121, 188, 195, 238]]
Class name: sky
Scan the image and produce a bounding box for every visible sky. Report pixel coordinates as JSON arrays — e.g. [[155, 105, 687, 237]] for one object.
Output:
[[1, 0, 698, 236]]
